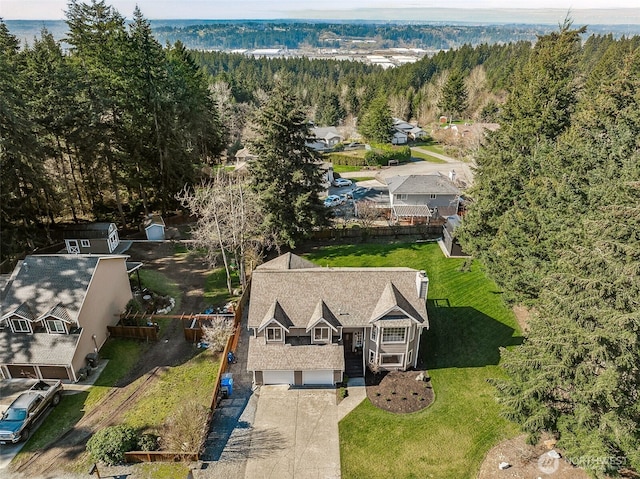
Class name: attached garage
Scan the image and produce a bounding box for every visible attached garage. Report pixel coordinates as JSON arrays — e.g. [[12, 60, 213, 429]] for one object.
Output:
[[6, 365, 37, 379], [262, 370, 295, 385], [302, 370, 335, 385], [39, 365, 71, 380]]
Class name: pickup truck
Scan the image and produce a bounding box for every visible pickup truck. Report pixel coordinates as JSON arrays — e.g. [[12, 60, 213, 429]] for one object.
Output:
[[0, 380, 63, 444]]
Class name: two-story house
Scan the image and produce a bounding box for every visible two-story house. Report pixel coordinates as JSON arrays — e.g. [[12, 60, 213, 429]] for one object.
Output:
[[0, 255, 133, 381], [387, 173, 461, 224], [246, 253, 429, 386]]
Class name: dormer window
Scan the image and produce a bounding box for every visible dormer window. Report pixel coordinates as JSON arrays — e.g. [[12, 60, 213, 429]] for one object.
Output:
[[47, 319, 66, 334], [266, 327, 283, 342], [11, 319, 31, 333], [313, 327, 330, 343]]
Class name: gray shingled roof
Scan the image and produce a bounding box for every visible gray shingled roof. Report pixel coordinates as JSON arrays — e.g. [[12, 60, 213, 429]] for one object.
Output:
[[258, 252, 319, 271], [307, 300, 340, 332], [387, 174, 461, 195], [0, 330, 79, 365], [258, 300, 294, 331], [0, 255, 103, 322], [311, 127, 342, 141], [369, 283, 423, 324], [247, 338, 344, 371], [248, 259, 428, 330], [63, 222, 114, 239]]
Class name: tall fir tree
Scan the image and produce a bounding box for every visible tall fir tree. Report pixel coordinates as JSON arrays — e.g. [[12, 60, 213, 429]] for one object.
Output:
[[357, 95, 393, 143], [249, 77, 328, 247]]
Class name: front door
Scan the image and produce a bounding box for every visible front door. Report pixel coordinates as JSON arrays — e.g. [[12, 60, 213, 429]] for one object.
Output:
[[344, 333, 353, 353]]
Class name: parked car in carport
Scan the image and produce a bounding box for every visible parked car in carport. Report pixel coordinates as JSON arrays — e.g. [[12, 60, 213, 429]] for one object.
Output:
[[324, 195, 345, 207], [332, 178, 352, 187]]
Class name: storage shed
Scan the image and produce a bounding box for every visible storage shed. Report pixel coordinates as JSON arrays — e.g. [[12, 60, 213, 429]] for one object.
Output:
[[63, 222, 120, 254], [144, 215, 165, 241], [442, 215, 469, 257]]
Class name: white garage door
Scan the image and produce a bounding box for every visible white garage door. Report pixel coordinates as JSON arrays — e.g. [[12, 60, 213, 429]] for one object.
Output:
[[262, 370, 295, 385], [302, 370, 334, 385]]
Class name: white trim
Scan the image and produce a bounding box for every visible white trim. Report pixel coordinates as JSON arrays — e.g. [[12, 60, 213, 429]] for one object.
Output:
[[80, 239, 90, 248], [306, 317, 338, 333], [370, 324, 378, 342], [414, 326, 423, 368], [313, 326, 330, 344], [354, 330, 363, 348], [66, 239, 80, 254], [379, 353, 404, 367], [411, 325, 415, 341], [382, 327, 407, 344], [11, 318, 32, 333], [266, 327, 284, 342], [46, 319, 67, 334], [368, 349, 376, 364], [408, 350, 413, 367], [370, 305, 422, 325]]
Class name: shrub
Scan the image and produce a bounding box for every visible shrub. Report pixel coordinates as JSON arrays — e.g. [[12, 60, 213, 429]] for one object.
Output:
[[86, 425, 139, 465], [339, 387, 349, 399], [364, 144, 411, 166], [161, 400, 209, 452], [325, 152, 367, 167], [138, 433, 160, 451]]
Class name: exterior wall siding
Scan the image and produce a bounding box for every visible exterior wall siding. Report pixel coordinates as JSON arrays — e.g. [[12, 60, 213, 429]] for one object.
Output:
[[71, 257, 132, 376]]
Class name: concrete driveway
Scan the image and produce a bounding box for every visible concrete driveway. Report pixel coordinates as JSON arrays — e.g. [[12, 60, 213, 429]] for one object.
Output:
[[245, 386, 341, 479]]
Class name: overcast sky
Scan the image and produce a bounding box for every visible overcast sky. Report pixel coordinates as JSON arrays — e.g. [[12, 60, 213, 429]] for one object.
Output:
[[2, 0, 639, 20]]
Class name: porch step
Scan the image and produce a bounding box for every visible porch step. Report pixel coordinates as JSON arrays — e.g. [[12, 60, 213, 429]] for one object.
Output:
[[345, 355, 364, 378]]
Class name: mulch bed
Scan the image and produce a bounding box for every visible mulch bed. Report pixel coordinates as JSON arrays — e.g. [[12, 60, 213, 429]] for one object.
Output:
[[365, 369, 434, 413]]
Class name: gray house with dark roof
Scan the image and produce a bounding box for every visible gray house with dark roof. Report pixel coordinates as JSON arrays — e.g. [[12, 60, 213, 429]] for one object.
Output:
[[387, 174, 461, 223], [0, 255, 132, 381], [247, 253, 429, 386]]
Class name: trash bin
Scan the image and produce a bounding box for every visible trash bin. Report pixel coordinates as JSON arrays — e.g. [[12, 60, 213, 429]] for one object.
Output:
[[86, 353, 98, 368], [220, 373, 233, 397]]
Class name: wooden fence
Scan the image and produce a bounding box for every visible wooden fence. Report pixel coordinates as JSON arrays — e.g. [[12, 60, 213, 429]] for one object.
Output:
[[107, 324, 158, 341], [124, 282, 251, 463], [310, 224, 442, 241], [125, 451, 199, 463]]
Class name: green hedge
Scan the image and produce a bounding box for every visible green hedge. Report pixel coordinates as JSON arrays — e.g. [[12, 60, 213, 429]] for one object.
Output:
[[325, 152, 367, 167], [364, 144, 411, 166]]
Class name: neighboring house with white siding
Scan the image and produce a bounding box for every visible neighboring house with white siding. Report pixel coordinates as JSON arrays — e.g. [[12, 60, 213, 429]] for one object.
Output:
[[246, 253, 429, 386]]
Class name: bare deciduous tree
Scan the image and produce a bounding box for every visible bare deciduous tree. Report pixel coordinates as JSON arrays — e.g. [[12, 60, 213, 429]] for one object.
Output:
[[355, 201, 381, 229], [177, 169, 269, 293], [201, 319, 236, 353], [161, 400, 209, 453]]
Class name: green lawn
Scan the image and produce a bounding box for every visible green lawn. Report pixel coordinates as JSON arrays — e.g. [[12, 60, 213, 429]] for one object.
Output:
[[304, 243, 522, 479], [333, 164, 365, 173], [410, 148, 448, 163], [123, 349, 220, 430]]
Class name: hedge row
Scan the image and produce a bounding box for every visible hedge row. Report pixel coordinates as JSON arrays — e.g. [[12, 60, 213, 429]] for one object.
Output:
[[364, 144, 411, 166], [325, 152, 367, 167]]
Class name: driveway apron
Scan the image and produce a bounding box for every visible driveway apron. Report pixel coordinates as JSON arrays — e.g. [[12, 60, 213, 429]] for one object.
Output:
[[245, 386, 341, 479]]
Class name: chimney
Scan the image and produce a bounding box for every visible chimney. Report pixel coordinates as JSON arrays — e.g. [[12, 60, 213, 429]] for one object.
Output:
[[416, 270, 429, 299]]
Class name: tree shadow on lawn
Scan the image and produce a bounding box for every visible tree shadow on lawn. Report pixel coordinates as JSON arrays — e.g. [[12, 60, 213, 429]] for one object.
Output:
[[421, 299, 523, 369]]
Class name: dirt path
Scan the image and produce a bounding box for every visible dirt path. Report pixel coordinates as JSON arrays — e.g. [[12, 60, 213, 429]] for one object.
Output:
[[12, 241, 210, 477]]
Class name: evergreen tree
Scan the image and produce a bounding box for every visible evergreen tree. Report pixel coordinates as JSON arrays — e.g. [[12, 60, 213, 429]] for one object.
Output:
[[249, 77, 328, 247], [357, 95, 393, 143], [438, 69, 467, 121], [458, 22, 585, 302], [493, 44, 640, 477], [0, 22, 52, 258]]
